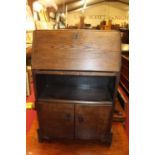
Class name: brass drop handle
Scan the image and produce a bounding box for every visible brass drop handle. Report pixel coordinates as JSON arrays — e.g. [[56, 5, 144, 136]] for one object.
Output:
[[78, 115, 84, 123], [64, 113, 71, 121]]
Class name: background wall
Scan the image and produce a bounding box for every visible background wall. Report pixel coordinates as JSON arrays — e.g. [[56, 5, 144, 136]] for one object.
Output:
[[67, 2, 129, 27]]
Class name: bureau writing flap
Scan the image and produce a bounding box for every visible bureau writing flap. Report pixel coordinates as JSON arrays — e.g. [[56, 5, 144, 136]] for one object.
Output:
[[32, 30, 121, 71]]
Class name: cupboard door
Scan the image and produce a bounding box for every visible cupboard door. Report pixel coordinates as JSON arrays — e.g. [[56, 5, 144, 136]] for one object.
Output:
[[37, 102, 74, 139], [75, 104, 113, 140]]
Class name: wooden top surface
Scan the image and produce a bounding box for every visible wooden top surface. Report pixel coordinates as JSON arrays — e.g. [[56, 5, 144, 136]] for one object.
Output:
[[32, 30, 121, 72], [26, 116, 128, 155]]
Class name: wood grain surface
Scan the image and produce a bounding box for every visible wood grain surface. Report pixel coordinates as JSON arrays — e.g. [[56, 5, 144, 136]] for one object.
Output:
[[32, 30, 121, 71], [37, 102, 74, 139], [75, 104, 112, 140], [26, 117, 129, 155], [32, 30, 122, 144]]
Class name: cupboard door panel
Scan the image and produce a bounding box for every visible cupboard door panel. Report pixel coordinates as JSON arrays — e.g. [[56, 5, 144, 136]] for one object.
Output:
[[37, 102, 74, 139], [75, 104, 112, 140]]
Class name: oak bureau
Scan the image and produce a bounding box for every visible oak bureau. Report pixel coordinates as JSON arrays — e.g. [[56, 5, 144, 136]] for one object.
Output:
[[32, 30, 121, 145]]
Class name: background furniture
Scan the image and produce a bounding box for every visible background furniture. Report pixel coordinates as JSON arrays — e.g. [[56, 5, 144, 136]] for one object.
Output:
[[118, 54, 129, 137], [26, 45, 32, 96], [32, 30, 121, 145]]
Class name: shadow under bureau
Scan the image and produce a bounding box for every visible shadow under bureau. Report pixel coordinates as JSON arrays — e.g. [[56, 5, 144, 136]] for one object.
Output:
[[32, 30, 121, 145]]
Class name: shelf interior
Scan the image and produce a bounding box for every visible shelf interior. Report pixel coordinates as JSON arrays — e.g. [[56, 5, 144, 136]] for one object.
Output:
[[35, 74, 116, 102]]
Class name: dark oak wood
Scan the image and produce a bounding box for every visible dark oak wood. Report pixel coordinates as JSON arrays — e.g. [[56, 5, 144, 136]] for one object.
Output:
[[37, 98, 112, 105], [26, 116, 129, 155], [32, 30, 121, 144], [32, 30, 121, 72], [33, 70, 119, 77], [36, 102, 74, 140], [34, 74, 116, 102], [75, 104, 112, 141]]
